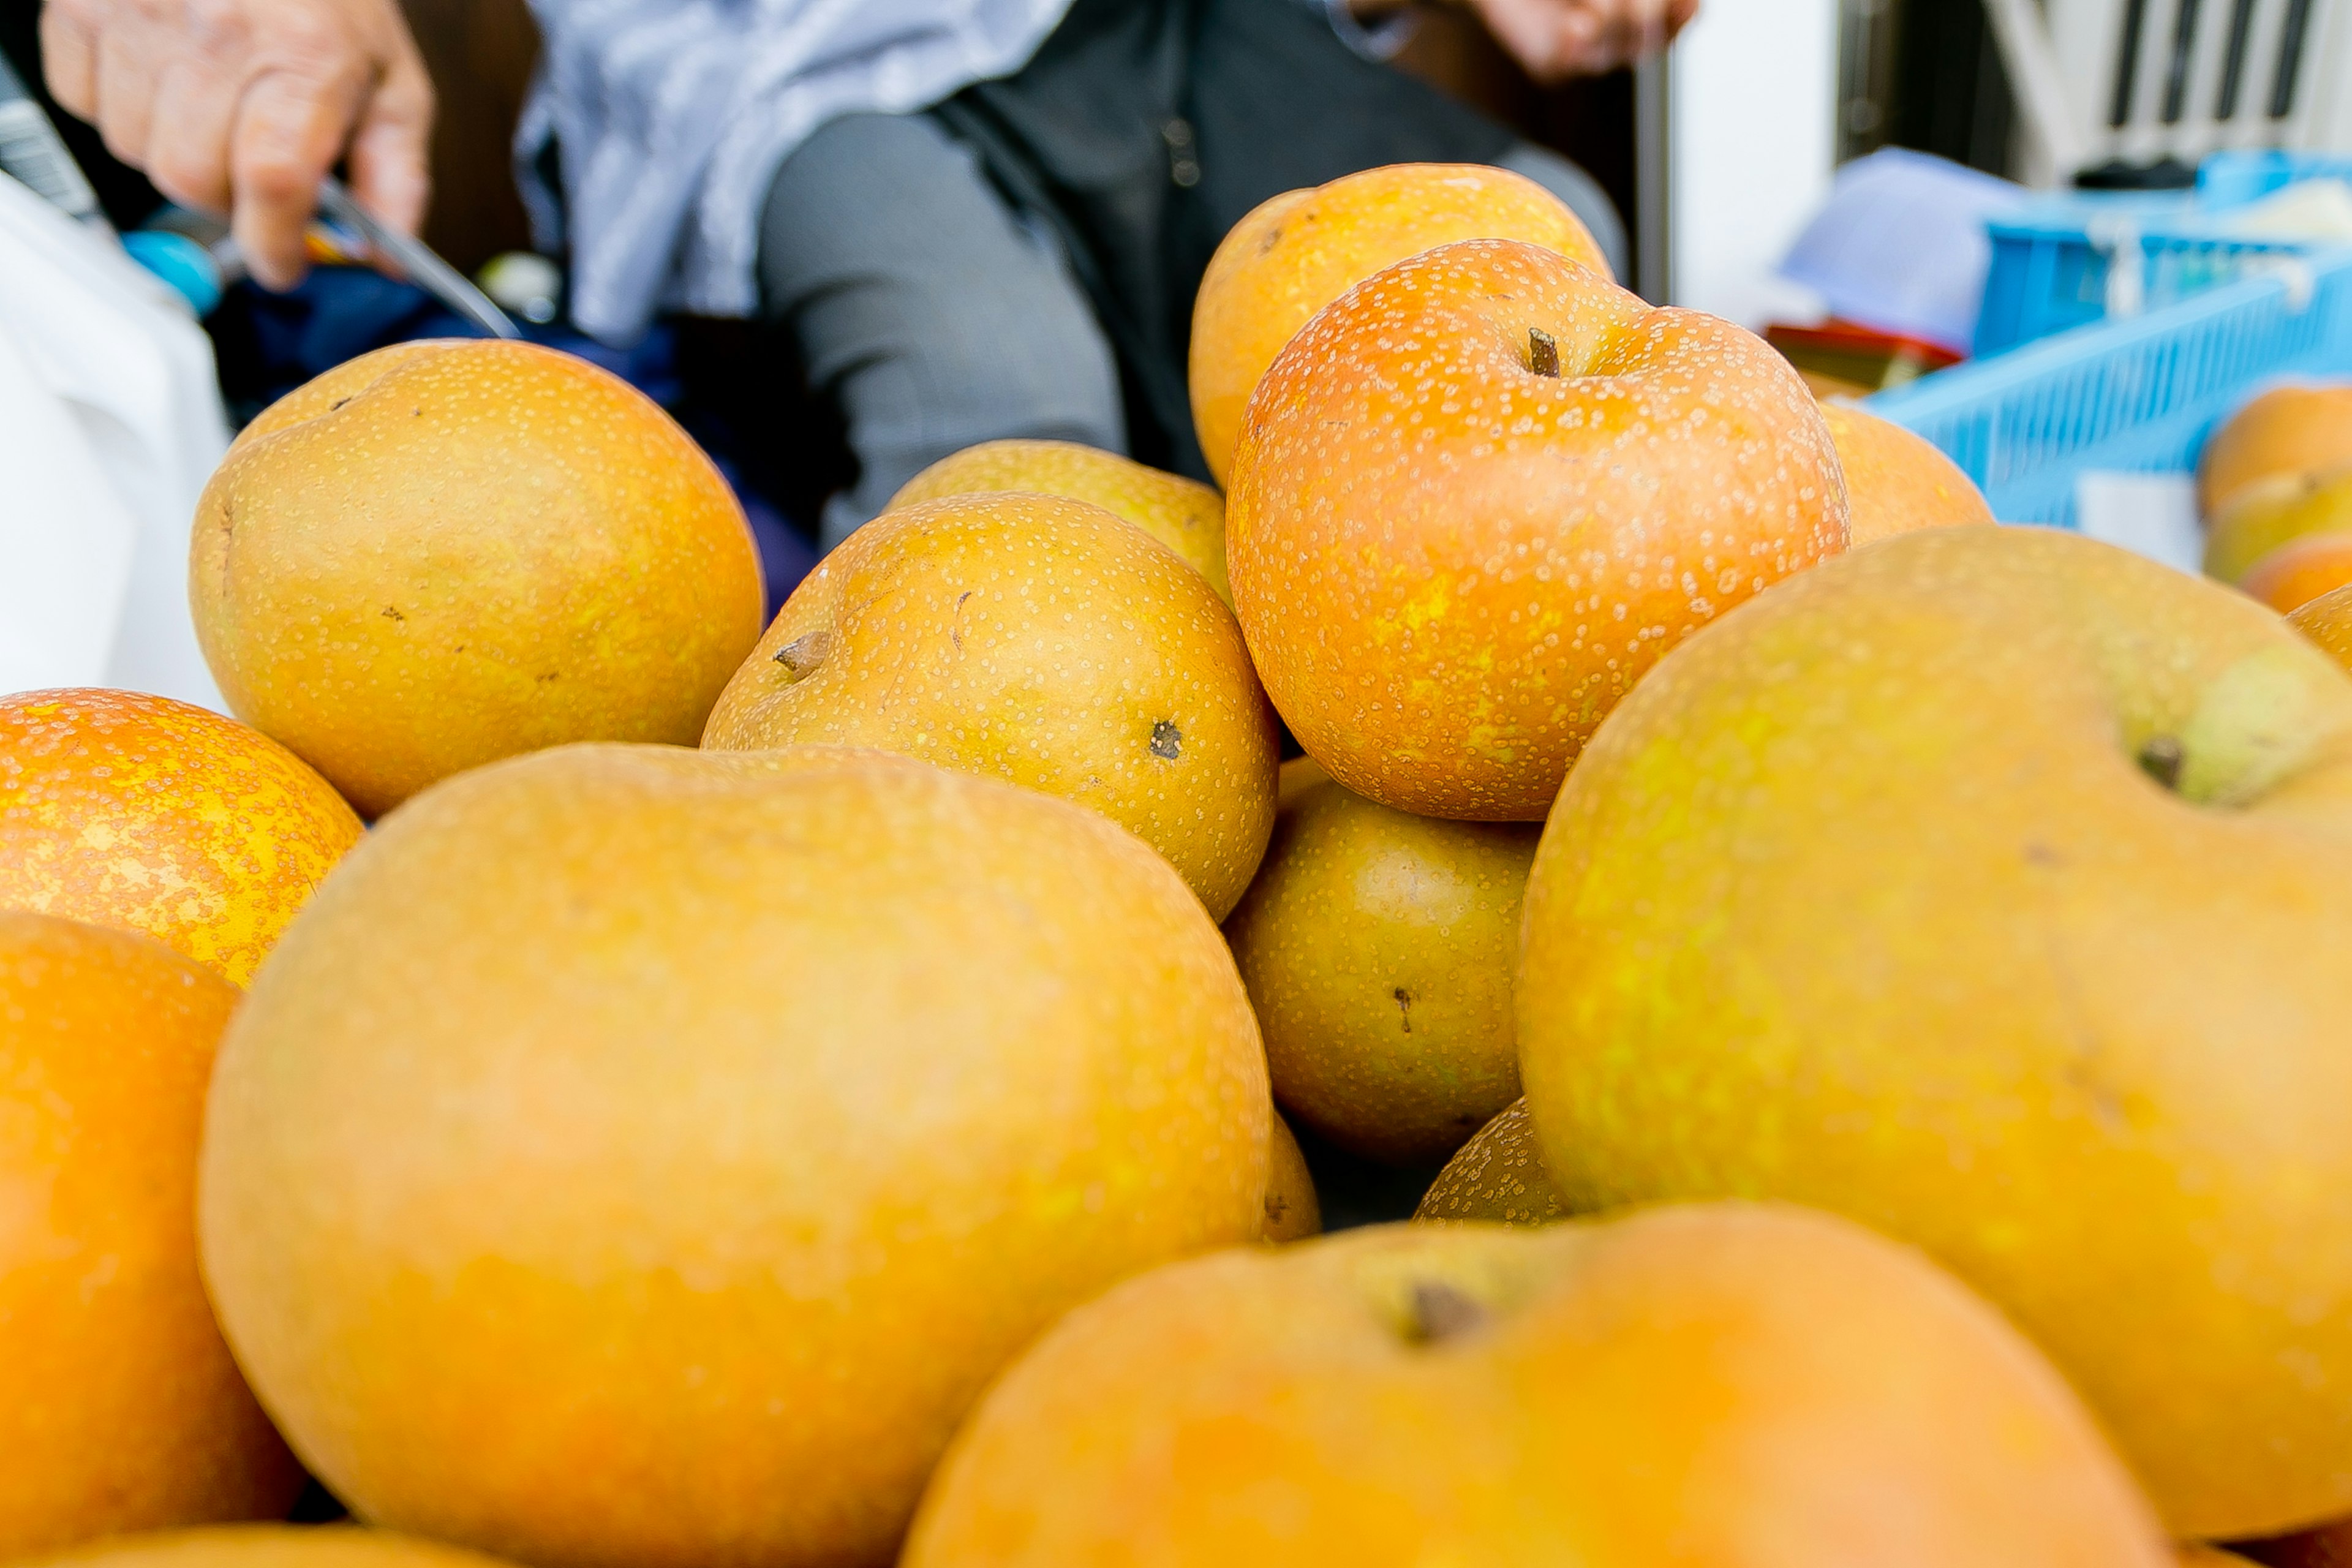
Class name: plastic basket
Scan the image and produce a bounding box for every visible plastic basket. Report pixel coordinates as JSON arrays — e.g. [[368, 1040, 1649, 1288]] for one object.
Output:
[[1866, 248, 2352, 527], [2198, 150, 2352, 206], [1975, 190, 2309, 357]]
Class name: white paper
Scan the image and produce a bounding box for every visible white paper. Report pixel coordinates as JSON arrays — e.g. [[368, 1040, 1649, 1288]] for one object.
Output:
[[2073, 470, 2205, 576]]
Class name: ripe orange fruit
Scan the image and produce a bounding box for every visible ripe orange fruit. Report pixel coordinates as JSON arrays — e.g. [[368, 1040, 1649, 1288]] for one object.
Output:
[[888, 440, 1232, 606], [1819, 404, 1996, 543], [2200, 383, 2352, 518], [190, 340, 764, 817], [2243, 533, 2352, 612], [1227, 239, 1844, 820], [903, 1206, 2169, 1566], [1414, 1099, 1569, 1225], [2290, 583, 2352, 673], [17, 1528, 522, 1568], [0, 689, 361, 985], [703, 494, 1279, 917], [200, 744, 1270, 1568], [1224, 758, 1539, 1163], [1261, 1114, 1321, 1243], [1191, 164, 1611, 485], [1, 913, 301, 1556]]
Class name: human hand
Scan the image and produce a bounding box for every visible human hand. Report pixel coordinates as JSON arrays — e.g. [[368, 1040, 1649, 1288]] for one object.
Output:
[[39, 0, 434, 288], [1460, 0, 1699, 81]]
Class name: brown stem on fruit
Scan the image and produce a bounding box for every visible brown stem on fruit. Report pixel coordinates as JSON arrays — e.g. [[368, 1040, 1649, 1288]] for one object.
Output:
[[772, 629, 832, 682], [2138, 734, 2186, 791], [1529, 328, 1560, 377], [1404, 1280, 1488, 1345]]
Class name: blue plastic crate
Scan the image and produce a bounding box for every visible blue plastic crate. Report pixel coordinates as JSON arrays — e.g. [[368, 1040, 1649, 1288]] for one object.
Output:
[[1867, 249, 2352, 527], [2197, 150, 2352, 206], [1975, 190, 2308, 358]]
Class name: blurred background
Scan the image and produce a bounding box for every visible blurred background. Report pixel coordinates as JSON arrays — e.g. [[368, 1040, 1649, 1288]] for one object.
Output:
[[11, 0, 2352, 705]]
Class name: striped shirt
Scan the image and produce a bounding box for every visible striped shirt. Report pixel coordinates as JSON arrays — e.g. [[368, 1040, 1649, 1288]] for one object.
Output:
[[518, 0, 1406, 344]]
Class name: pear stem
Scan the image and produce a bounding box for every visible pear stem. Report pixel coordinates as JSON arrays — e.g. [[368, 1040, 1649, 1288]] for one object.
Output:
[[2138, 734, 2186, 791], [1529, 328, 1560, 377]]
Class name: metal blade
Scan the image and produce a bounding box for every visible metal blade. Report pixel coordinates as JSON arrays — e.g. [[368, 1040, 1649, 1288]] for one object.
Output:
[[317, 175, 522, 340]]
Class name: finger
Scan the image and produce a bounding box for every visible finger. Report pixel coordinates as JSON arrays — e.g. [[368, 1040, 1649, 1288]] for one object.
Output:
[[1539, 7, 1607, 78], [37, 2, 100, 120], [145, 56, 246, 213], [345, 44, 435, 236], [230, 65, 364, 289], [89, 21, 165, 169], [1594, 0, 1667, 70], [1475, 0, 1574, 81]]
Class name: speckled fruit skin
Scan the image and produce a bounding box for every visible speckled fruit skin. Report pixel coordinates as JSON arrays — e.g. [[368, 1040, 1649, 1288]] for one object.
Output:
[[1189, 164, 1611, 486], [1224, 756, 1539, 1164], [0, 914, 301, 1557], [1414, 1099, 1567, 1225], [701, 493, 1280, 918], [2244, 533, 2352, 612], [1226, 239, 1846, 821], [20, 1528, 524, 1568], [1820, 403, 1996, 543], [1518, 526, 2352, 1539], [2291, 583, 2352, 670], [902, 1205, 2170, 1567], [1261, 1113, 1321, 1243], [2204, 467, 2352, 583], [889, 439, 1234, 606], [2200, 383, 2352, 517], [189, 339, 764, 818], [0, 689, 361, 986], [198, 744, 1270, 1568]]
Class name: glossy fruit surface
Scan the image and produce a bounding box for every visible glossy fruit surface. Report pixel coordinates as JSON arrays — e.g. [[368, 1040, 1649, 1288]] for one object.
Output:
[[1191, 163, 1610, 486], [0, 688, 361, 985], [2290, 583, 2352, 672], [2200, 383, 2352, 517], [1227, 239, 1844, 820], [1, 913, 301, 1556], [889, 439, 1232, 606], [703, 494, 1279, 918], [191, 340, 763, 816], [20, 1528, 522, 1568], [1820, 403, 1996, 543], [2243, 533, 2352, 612], [1520, 525, 2352, 1537], [903, 1205, 2169, 1567], [1225, 758, 1538, 1163], [200, 745, 1268, 1568], [1414, 1099, 1569, 1226]]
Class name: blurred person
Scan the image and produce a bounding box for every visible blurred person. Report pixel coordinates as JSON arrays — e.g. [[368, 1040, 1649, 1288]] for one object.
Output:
[[39, 0, 1692, 548]]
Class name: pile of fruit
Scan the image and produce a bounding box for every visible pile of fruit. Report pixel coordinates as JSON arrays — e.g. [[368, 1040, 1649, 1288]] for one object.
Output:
[[8, 162, 2352, 1568], [2201, 383, 2352, 614]]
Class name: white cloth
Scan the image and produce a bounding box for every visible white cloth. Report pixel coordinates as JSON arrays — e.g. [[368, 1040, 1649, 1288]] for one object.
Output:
[[0, 172, 229, 709], [518, 0, 1077, 344]]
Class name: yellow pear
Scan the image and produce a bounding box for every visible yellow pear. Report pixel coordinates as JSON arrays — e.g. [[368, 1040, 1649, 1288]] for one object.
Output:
[[1519, 524, 2352, 1537]]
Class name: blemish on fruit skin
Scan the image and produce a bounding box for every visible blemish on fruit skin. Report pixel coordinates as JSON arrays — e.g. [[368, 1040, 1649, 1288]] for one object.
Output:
[[704, 496, 1276, 915], [1402, 1279, 1487, 1344]]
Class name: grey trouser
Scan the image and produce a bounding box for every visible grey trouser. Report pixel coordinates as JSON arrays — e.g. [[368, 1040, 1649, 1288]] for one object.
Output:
[[759, 111, 1629, 551]]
